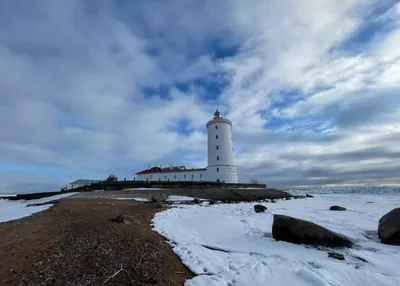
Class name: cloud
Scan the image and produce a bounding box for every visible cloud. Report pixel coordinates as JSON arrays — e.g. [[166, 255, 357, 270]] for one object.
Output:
[[0, 0, 399, 192]]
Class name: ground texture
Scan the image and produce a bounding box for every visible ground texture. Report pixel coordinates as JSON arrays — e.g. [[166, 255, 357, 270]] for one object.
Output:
[[0, 199, 193, 286]]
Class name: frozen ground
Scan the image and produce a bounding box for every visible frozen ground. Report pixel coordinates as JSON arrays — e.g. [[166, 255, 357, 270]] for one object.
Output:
[[153, 193, 400, 286], [0, 192, 77, 223]]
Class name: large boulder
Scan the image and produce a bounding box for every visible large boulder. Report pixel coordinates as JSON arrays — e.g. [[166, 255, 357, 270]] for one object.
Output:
[[254, 204, 267, 213], [272, 214, 353, 248], [378, 208, 400, 245], [330, 205, 346, 211], [151, 193, 167, 203]]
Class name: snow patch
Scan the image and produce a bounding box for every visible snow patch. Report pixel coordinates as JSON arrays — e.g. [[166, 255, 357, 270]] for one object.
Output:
[[0, 192, 77, 223], [116, 197, 150, 202], [153, 193, 400, 286]]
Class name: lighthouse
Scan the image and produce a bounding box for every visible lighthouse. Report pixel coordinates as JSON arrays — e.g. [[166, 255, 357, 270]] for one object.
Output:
[[135, 109, 239, 183], [206, 109, 238, 183]]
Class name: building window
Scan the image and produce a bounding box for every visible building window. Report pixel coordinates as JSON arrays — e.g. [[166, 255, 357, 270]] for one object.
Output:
[[150, 175, 152, 179], [215, 125, 218, 129], [184, 174, 186, 179], [217, 167, 219, 172], [165, 176, 167, 180], [174, 175, 177, 179], [216, 135, 218, 139], [191, 174, 194, 178], [216, 145, 219, 150], [217, 156, 219, 161], [200, 174, 202, 178]]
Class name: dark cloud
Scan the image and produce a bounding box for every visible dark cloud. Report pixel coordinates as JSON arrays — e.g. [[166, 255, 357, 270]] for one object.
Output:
[[280, 147, 400, 162], [334, 88, 400, 129]]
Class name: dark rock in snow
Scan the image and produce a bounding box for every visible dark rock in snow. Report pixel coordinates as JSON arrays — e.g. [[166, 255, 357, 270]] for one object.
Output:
[[294, 195, 306, 199], [328, 252, 345, 260], [209, 200, 217, 205], [378, 208, 400, 245], [285, 197, 292, 200], [151, 194, 167, 203], [254, 204, 267, 213], [193, 198, 201, 204], [306, 194, 314, 198], [271, 199, 276, 203], [330, 206, 346, 211], [272, 214, 353, 248]]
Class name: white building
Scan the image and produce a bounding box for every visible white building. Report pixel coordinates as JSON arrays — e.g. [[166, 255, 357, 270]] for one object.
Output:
[[68, 179, 102, 189], [135, 109, 239, 183]]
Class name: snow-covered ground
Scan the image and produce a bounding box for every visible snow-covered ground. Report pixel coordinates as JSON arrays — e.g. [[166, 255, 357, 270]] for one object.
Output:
[[153, 192, 400, 286], [0, 192, 77, 223]]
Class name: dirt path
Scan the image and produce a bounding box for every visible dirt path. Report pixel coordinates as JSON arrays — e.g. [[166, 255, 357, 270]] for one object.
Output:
[[0, 199, 193, 286]]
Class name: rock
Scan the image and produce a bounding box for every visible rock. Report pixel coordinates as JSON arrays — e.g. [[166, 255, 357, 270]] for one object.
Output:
[[294, 195, 306, 199], [26, 200, 60, 207], [330, 206, 346, 211], [285, 197, 292, 200], [193, 198, 201, 204], [306, 194, 314, 198], [155, 203, 165, 209], [209, 200, 216, 205], [271, 199, 276, 203], [378, 208, 400, 245], [272, 214, 353, 248], [111, 214, 137, 225], [151, 194, 167, 203], [254, 204, 267, 213], [328, 252, 345, 260]]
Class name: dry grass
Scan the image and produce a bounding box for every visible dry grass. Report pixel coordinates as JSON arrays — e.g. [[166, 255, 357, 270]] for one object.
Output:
[[0, 199, 193, 286]]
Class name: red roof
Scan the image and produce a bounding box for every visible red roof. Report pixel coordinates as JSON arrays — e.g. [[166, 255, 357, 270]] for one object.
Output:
[[136, 166, 206, 174]]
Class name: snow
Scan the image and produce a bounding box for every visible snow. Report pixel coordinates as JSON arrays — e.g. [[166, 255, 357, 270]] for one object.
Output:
[[0, 192, 77, 223], [167, 195, 198, 202], [153, 193, 400, 286], [116, 197, 150, 202]]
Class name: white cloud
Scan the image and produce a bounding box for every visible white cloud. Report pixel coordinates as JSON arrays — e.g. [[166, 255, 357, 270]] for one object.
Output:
[[0, 0, 399, 191]]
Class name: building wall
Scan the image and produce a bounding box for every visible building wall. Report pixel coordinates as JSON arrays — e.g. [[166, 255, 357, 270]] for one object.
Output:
[[136, 170, 206, 182], [206, 165, 238, 183], [206, 119, 238, 183]]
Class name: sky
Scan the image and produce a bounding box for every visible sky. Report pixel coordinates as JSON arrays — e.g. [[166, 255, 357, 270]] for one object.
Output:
[[0, 0, 399, 193]]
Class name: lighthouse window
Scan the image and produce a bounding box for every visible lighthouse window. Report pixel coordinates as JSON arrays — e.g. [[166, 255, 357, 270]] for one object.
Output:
[[215, 125, 218, 129], [216, 135, 218, 139], [216, 145, 219, 150], [217, 167, 219, 172], [217, 156, 219, 161]]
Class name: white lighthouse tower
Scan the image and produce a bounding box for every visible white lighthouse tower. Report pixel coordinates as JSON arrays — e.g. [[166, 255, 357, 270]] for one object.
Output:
[[206, 109, 238, 183]]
